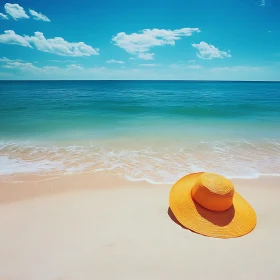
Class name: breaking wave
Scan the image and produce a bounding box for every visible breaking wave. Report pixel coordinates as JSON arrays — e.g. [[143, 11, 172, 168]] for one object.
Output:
[[1, 139, 280, 184]]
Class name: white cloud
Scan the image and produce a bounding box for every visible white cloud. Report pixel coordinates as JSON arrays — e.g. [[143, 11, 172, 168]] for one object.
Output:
[[29, 9, 50, 22], [137, 53, 155, 60], [27, 32, 99, 56], [106, 59, 125, 64], [192, 41, 231, 60], [139, 64, 156, 67], [2, 4, 50, 21], [66, 64, 83, 70], [2, 61, 38, 70], [0, 30, 99, 57], [0, 59, 109, 79], [0, 12, 8, 19], [260, 0, 265, 6], [1, 60, 82, 72], [41, 65, 60, 71], [112, 27, 200, 59], [0, 57, 23, 62], [0, 30, 32, 47], [188, 60, 196, 63], [4, 3, 29, 20]]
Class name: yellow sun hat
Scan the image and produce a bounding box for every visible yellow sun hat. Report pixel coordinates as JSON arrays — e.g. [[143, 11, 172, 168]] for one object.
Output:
[[169, 172, 257, 238]]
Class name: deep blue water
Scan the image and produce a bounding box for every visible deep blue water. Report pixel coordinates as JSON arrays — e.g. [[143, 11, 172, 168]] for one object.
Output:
[[1, 80, 280, 141]]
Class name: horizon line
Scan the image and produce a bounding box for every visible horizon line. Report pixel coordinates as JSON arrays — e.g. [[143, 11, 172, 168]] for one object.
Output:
[[1, 79, 280, 82]]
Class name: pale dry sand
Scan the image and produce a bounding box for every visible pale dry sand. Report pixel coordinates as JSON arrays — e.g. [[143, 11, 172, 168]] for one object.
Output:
[[0, 174, 280, 280]]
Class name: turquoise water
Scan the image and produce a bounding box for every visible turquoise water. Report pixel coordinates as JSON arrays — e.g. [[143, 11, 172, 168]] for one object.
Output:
[[1, 81, 280, 182]]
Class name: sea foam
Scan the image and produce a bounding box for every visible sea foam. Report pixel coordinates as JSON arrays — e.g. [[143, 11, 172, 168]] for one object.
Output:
[[1, 139, 280, 184]]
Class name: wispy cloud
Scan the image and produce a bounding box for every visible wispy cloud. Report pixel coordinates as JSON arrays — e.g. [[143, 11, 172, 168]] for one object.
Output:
[[0, 61, 165, 80], [49, 59, 76, 63], [0, 30, 99, 57], [169, 62, 201, 69], [1, 57, 271, 81], [106, 59, 125, 64], [4, 3, 29, 20], [139, 64, 156, 67], [0, 58, 145, 79], [0, 57, 23, 62], [192, 41, 231, 60], [1, 59, 87, 73], [2, 61, 39, 70], [186, 64, 202, 69], [0, 12, 8, 20], [137, 53, 155, 60], [112, 27, 200, 60], [260, 0, 265, 6], [169, 64, 180, 68], [0, 61, 97, 78], [66, 64, 83, 70], [210, 66, 262, 72], [29, 9, 50, 22]]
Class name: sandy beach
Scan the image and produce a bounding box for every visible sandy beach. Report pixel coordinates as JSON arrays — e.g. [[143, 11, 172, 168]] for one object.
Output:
[[1, 0, 280, 276], [0, 174, 279, 280]]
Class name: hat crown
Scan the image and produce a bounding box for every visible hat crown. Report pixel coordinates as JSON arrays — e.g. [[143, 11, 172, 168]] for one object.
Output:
[[191, 173, 234, 212]]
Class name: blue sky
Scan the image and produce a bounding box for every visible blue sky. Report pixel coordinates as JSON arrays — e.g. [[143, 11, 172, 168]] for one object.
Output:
[[0, 0, 279, 80]]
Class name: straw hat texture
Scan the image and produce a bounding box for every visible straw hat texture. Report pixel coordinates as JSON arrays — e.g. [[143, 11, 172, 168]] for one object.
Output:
[[169, 172, 257, 238]]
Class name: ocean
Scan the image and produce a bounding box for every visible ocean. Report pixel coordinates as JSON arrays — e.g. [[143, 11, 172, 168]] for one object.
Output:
[[1, 80, 280, 183]]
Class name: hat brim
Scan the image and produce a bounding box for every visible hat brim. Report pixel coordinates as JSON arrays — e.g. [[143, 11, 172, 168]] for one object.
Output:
[[169, 172, 257, 238]]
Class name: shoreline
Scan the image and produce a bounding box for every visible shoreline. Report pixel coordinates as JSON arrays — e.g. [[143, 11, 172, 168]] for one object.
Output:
[[1, 135, 280, 183], [0, 173, 279, 203]]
